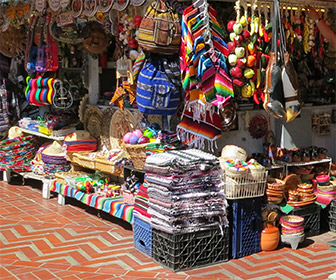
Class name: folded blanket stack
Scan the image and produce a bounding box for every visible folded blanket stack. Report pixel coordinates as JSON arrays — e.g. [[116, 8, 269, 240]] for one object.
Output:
[[133, 183, 151, 222], [144, 149, 229, 234]]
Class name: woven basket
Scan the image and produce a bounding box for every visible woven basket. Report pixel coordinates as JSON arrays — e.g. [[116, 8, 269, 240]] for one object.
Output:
[[94, 157, 123, 176], [122, 143, 148, 170], [72, 152, 96, 170]]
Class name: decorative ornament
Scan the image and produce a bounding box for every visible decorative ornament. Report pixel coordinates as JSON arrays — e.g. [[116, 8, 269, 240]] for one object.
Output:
[[83, 22, 109, 54], [35, 0, 46, 12], [113, 0, 130, 12], [72, 0, 83, 18], [60, 0, 71, 9], [83, 0, 97, 17], [97, 0, 114, 13], [131, 0, 146, 7], [248, 114, 268, 139], [48, 0, 61, 12]]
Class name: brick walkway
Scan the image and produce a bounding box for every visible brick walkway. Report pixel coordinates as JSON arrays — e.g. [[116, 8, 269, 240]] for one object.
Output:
[[0, 178, 335, 280]]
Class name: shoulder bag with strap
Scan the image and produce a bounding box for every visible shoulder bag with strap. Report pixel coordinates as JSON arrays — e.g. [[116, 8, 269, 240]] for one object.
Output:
[[136, 55, 182, 115], [138, 0, 181, 55]]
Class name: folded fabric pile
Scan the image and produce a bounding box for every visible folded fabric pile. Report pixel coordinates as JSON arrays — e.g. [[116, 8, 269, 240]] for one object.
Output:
[[133, 183, 151, 222], [0, 134, 38, 172], [144, 149, 229, 234]]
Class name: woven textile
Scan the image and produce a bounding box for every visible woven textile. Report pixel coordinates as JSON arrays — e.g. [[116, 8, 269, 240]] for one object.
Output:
[[50, 181, 134, 223], [136, 57, 182, 115], [177, 3, 233, 149], [145, 149, 228, 234]]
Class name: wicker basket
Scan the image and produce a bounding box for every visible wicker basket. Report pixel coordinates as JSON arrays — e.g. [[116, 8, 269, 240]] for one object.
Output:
[[222, 169, 268, 199], [122, 143, 148, 170], [72, 152, 96, 170], [122, 190, 137, 204], [94, 157, 123, 176]]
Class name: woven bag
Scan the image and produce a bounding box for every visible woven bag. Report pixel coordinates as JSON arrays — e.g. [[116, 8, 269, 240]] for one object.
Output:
[[138, 0, 181, 55]]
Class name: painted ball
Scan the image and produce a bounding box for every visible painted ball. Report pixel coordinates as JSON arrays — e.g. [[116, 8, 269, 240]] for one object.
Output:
[[137, 136, 150, 144], [133, 129, 143, 138], [129, 135, 139, 145], [123, 132, 133, 144]]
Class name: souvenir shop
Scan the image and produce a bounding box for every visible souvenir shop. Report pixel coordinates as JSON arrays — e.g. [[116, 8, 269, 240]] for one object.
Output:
[[0, 0, 335, 271]]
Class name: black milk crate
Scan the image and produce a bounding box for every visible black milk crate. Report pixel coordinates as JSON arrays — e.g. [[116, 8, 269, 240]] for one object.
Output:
[[289, 203, 321, 237], [228, 198, 263, 259], [133, 215, 152, 257], [152, 227, 229, 271]]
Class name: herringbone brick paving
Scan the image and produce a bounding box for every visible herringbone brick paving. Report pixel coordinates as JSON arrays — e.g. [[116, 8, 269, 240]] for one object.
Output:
[[0, 179, 335, 280]]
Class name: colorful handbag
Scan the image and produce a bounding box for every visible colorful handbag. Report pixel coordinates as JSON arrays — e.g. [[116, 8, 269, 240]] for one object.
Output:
[[138, 0, 181, 55]]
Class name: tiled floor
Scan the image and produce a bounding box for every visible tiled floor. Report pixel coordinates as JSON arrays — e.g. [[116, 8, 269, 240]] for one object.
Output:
[[0, 177, 335, 280]]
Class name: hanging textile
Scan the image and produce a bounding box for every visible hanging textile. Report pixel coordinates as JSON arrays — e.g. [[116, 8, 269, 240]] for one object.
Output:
[[177, 0, 233, 149]]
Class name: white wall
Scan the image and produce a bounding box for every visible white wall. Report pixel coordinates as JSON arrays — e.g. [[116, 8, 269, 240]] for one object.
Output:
[[215, 105, 336, 162]]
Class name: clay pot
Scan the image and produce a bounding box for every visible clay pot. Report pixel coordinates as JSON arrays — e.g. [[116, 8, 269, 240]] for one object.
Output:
[[260, 223, 280, 251]]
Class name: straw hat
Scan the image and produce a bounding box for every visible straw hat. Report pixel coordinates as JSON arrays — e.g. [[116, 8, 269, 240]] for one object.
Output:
[[64, 130, 94, 142], [220, 145, 248, 161], [42, 141, 66, 157], [8, 126, 23, 139]]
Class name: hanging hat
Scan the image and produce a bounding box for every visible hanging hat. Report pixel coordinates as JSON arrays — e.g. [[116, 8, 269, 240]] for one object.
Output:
[[8, 126, 24, 139]]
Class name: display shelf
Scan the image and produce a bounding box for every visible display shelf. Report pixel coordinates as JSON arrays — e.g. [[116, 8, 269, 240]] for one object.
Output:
[[282, 158, 332, 167], [21, 128, 65, 141], [2, 170, 53, 199], [266, 164, 285, 170]]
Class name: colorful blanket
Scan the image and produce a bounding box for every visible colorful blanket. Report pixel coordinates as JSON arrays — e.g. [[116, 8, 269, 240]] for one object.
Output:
[[50, 181, 134, 223]]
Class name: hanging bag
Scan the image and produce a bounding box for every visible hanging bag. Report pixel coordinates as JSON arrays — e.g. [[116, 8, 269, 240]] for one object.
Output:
[[264, 0, 301, 122], [263, 0, 286, 121], [136, 56, 182, 115], [278, 9, 301, 123], [138, 0, 181, 55]]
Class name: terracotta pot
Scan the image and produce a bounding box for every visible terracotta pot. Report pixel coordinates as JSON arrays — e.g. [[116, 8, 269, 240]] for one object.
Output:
[[260, 223, 280, 251]]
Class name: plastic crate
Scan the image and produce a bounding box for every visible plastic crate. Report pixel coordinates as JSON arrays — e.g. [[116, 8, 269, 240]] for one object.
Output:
[[229, 198, 262, 259], [289, 203, 321, 237], [133, 215, 152, 257], [152, 227, 229, 271]]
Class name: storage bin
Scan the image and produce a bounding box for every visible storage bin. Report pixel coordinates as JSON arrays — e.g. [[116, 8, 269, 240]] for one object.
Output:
[[133, 215, 152, 257], [152, 227, 229, 271], [228, 198, 263, 259]]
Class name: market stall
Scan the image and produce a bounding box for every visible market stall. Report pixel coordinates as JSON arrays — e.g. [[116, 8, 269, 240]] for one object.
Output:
[[0, 0, 335, 272]]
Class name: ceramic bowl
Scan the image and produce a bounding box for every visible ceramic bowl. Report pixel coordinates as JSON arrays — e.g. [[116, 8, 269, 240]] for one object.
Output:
[[280, 215, 305, 228], [316, 174, 330, 186]]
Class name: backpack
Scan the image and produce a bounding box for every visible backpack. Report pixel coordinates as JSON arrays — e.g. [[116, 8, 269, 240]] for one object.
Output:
[[138, 0, 181, 55], [136, 56, 181, 115]]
